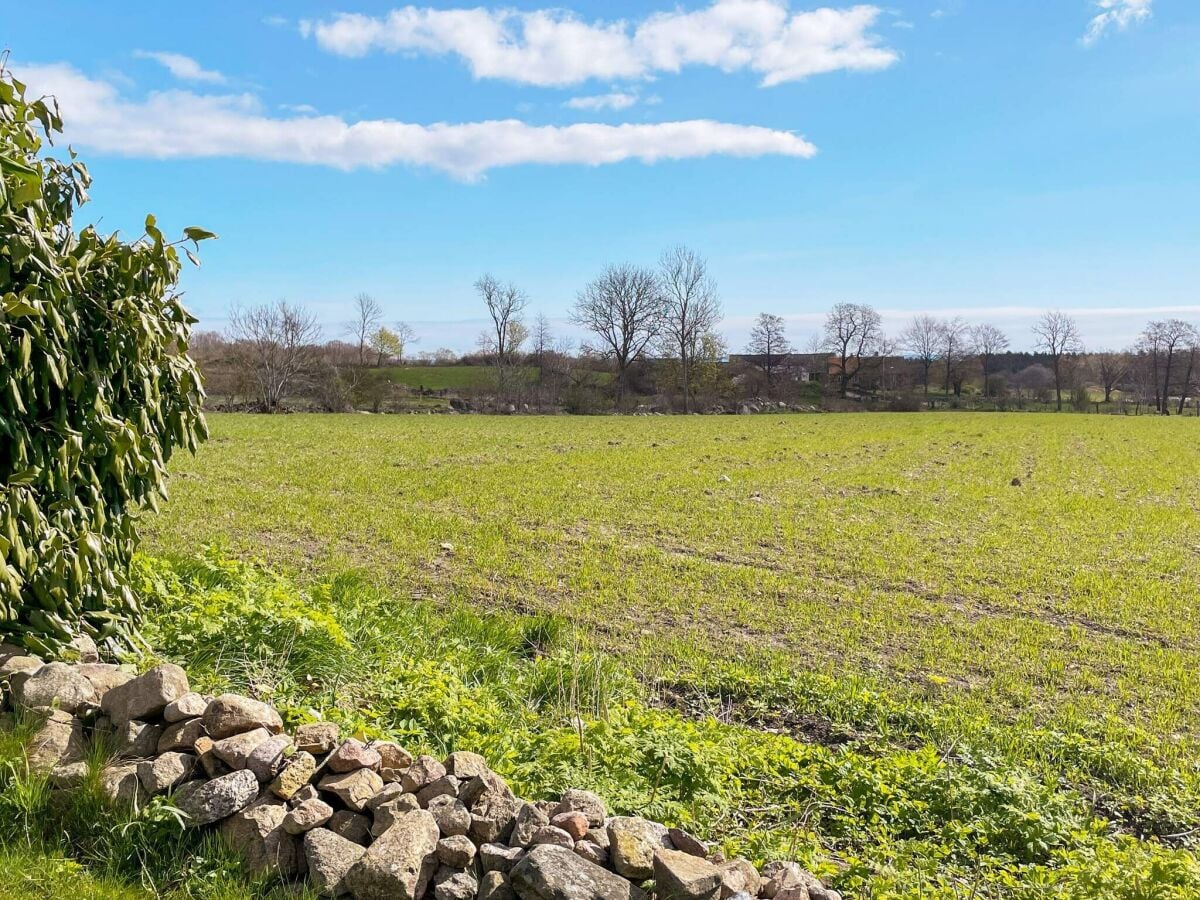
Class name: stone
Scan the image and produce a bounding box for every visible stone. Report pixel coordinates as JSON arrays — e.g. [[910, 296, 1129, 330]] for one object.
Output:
[[202, 693, 283, 739], [510, 844, 647, 900], [509, 801, 549, 848], [480, 843, 525, 874], [212, 727, 271, 770], [327, 738, 381, 773], [26, 708, 86, 774], [530, 825, 575, 849], [372, 795, 423, 837], [717, 859, 762, 898], [163, 691, 208, 722], [759, 861, 804, 899], [294, 722, 339, 754], [364, 781, 404, 812], [433, 866, 478, 900], [101, 663, 189, 724], [283, 797, 334, 834], [319, 767, 383, 812], [138, 751, 195, 794], [444, 749, 489, 779], [400, 754, 446, 793], [654, 848, 722, 900], [247, 733, 292, 782], [99, 763, 143, 806], [175, 770, 261, 826], [0, 655, 43, 679], [551, 811, 589, 841], [428, 794, 471, 837], [193, 735, 231, 778], [329, 810, 372, 846], [115, 719, 164, 759], [608, 816, 672, 880], [219, 793, 303, 877], [14, 662, 96, 714], [553, 788, 607, 827], [291, 784, 319, 806], [669, 827, 710, 859], [67, 634, 100, 663], [373, 740, 413, 770], [157, 717, 206, 753], [464, 771, 520, 844], [343, 809, 439, 900], [75, 664, 134, 700], [50, 760, 90, 788], [417, 774, 460, 807], [478, 871, 516, 900], [573, 841, 608, 867], [582, 826, 609, 850], [270, 750, 316, 800], [304, 828, 365, 897], [436, 834, 476, 868]]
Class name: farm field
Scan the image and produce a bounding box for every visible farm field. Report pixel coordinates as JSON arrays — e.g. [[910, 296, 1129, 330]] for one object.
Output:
[[131, 411, 1200, 896], [382, 364, 537, 391]]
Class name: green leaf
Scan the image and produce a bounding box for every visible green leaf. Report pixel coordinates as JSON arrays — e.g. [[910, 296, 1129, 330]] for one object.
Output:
[[183, 226, 218, 243]]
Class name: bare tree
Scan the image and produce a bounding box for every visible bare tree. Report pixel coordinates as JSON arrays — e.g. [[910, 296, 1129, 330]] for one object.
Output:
[[1179, 339, 1199, 415], [659, 246, 721, 412], [1032, 311, 1083, 411], [572, 263, 665, 404], [532, 313, 553, 369], [1138, 319, 1197, 414], [347, 293, 383, 368], [970, 323, 1009, 398], [900, 315, 940, 395], [1093, 351, 1131, 404], [394, 322, 417, 364], [824, 302, 884, 398], [937, 316, 970, 396], [745, 313, 792, 397], [476, 275, 529, 397], [228, 301, 322, 411]]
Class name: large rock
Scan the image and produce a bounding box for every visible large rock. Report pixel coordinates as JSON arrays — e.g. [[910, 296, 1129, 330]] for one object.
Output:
[[433, 866, 478, 900], [607, 816, 672, 880], [654, 849, 722, 900], [329, 810, 372, 846], [510, 844, 647, 900], [138, 751, 196, 794], [318, 767, 383, 812], [202, 693, 283, 739], [76, 664, 134, 701], [444, 750, 489, 779], [212, 727, 271, 770], [270, 750, 316, 800], [400, 754, 446, 793], [158, 716, 206, 753], [14, 662, 96, 714], [479, 871, 516, 900], [175, 770, 260, 826], [295, 722, 340, 754], [552, 789, 606, 827], [305, 828, 366, 897], [163, 692, 209, 722], [247, 733, 292, 782], [717, 859, 762, 898], [114, 719, 163, 759], [26, 708, 86, 774], [510, 801, 550, 848], [283, 797, 334, 834], [436, 834, 477, 868], [99, 764, 144, 806], [343, 809, 439, 900], [101, 663, 189, 724], [464, 771, 520, 844], [428, 795, 471, 837], [328, 738, 381, 773], [220, 793, 303, 877], [374, 740, 414, 771]]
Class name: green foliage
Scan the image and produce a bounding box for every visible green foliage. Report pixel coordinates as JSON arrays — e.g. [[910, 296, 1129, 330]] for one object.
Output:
[[0, 69, 210, 653]]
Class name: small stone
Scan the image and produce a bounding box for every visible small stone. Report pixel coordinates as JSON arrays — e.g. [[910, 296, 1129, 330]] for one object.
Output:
[[291, 784, 319, 806], [14, 662, 97, 714], [553, 788, 607, 826], [608, 815, 672, 880], [319, 768, 383, 812], [294, 721, 340, 754], [436, 834, 476, 868], [115, 719, 163, 759], [100, 663, 189, 724], [365, 781, 404, 812], [551, 811, 589, 840], [157, 717, 206, 753], [373, 740, 413, 770], [401, 754, 447, 793], [138, 752, 195, 794], [371, 795, 423, 837], [530, 825, 574, 849], [50, 760, 90, 788], [428, 795, 471, 837], [655, 848, 722, 900], [219, 793, 303, 877], [344, 809, 439, 900], [417, 774, 460, 807], [718, 858, 762, 898], [583, 826, 609, 850], [75, 664, 134, 701], [193, 735, 231, 778], [283, 797, 334, 834], [433, 866, 478, 900], [479, 843, 525, 874], [26, 708, 86, 774], [67, 634, 100, 663], [380, 766, 407, 784], [202, 693, 283, 739], [212, 727, 271, 770], [304, 828, 366, 897], [99, 763, 143, 806], [163, 692, 208, 722], [478, 871, 516, 900], [511, 844, 647, 900], [329, 810, 372, 846], [444, 750, 489, 779], [0, 655, 43, 679], [669, 827, 710, 858], [247, 733, 293, 782], [175, 770, 260, 826], [509, 801, 549, 848], [270, 751, 316, 800], [328, 738, 382, 773], [573, 841, 608, 867]]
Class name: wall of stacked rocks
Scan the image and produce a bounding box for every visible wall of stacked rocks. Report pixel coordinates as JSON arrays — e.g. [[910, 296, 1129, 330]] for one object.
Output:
[[0, 644, 843, 900]]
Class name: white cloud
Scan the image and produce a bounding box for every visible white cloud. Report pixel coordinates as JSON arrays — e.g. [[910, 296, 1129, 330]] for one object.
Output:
[[1082, 0, 1152, 45], [301, 1, 898, 87], [132, 50, 226, 84], [16, 63, 817, 181], [564, 91, 640, 111]]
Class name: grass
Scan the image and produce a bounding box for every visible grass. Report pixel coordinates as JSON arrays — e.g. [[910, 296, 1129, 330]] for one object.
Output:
[[382, 364, 537, 391]]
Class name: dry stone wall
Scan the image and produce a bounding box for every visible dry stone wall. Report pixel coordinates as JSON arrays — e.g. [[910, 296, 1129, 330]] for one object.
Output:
[[0, 643, 842, 900]]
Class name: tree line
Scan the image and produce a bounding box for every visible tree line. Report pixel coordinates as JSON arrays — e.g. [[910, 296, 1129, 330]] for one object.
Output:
[[196, 248, 1200, 415]]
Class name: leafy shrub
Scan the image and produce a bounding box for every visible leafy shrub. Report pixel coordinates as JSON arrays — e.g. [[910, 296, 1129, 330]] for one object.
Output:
[[0, 71, 211, 654]]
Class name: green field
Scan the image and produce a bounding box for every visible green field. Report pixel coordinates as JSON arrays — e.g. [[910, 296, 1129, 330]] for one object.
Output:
[[124, 412, 1200, 896], [382, 364, 537, 391]]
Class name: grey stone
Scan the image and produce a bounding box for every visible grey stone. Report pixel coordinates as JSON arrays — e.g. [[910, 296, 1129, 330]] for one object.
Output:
[[478, 871, 516, 900], [67, 634, 99, 663], [329, 810, 372, 846], [428, 794, 471, 837], [212, 727, 271, 770], [193, 735, 231, 778], [444, 750, 489, 779], [75, 664, 133, 701], [0, 655, 43, 679], [552, 789, 607, 827], [480, 843, 525, 874], [433, 865, 477, 900], [343, 809, 439, 900], [283, 797, 334, 834], [304, 828, 365, 897], [510, 844, 646, 900], [115, 719, 163, 759], [654, 848, 722, 900], [318, 767, 383, 811], [530, 825, 574, 849], [572, 841, 608, 867], [294, 722, 339, 754], [157, 716, 206, 753], [400, 754, 446, 793], [26, 708, 86, 774], [417, 774, 460, 807], [372, 794, 423, 837], [364, 781, 404, 812], [100, 663, 189, 724], [219, 793, 303, 877], [202, 693, 283, 739], [175, 770, 260, 826], [327, 738, 381, 773], [99, 763, 143, 806], [436, 834, 476, 868], [373, 740, 413, 770], [247, 733, 293, 782], [607, 816, 672, 880], [717, 859, 761, 898], [14, 662, 96, 714], [138, 751, 195, 794], [509, 801, 549, 848], [163, 691, 208, 722], [290, 784, 319, 806], [668, 827, 709, 859]]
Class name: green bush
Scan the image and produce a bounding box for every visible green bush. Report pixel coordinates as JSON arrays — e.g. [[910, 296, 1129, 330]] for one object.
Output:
[[0, 70, 210, 654]]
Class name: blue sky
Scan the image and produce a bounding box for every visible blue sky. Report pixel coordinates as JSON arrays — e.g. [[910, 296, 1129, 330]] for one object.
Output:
[[7, 0, 1198, 352]]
